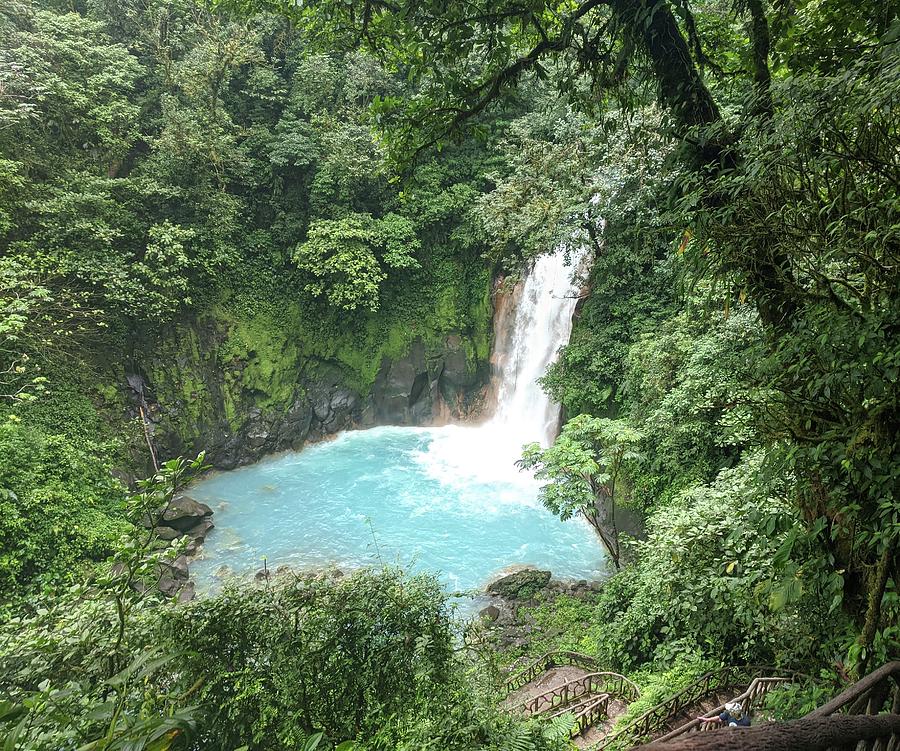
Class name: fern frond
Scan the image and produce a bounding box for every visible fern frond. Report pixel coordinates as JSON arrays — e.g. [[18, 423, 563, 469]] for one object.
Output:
[[498, 722, 538, 751], [544, 711, 576, 742]]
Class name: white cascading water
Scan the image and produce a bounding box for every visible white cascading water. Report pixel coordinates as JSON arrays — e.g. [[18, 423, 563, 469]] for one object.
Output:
[[417, 247, 587, 490], [491, 249, 587, 444]]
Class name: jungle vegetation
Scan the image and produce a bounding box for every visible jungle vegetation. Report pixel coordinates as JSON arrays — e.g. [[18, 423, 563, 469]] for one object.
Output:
[[0, 0, 897, 747]]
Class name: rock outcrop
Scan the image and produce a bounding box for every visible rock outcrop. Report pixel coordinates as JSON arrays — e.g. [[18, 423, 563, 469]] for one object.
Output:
[[369, 335, 487, 424], [128, 321, 490, 470], [161, 496, 214, 532], [144, 494, 215, 601], [157, 554, 190, 598], [478, 570, 603, 651], [487, 568, 552, 600]]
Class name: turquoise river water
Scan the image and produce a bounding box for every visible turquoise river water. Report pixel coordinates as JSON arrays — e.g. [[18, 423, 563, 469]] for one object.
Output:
[[190, 424, 606, 592]]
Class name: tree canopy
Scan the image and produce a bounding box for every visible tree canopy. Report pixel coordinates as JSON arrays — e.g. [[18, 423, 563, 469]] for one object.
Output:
[[0, 0, 898, 746]]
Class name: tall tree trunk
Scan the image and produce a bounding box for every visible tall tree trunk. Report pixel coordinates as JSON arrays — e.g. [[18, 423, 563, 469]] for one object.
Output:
[[745, 0, 773, 118], [585, 506, 621, 570], [608, 0, 797, 328], [609, 0, 720, 132], [857, 543, 894, 676]]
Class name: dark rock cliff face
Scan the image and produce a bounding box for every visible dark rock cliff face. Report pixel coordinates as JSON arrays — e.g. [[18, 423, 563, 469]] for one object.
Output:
[[126, 319, 490, 470], [368, 335, 486, 425]]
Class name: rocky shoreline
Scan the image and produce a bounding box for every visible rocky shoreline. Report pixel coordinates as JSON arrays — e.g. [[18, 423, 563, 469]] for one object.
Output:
[[170, 555, 604, 657], [154, 487, 607, 620], [473, 568, 603, 652], [159, 505, 605, 632], [147, 494, 215, 602]]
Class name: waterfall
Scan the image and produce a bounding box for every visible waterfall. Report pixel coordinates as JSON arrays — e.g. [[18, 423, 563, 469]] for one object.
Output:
[[191, 246, 604, 591], [417, 247, 587, 490], [490, 249, 587, 447]]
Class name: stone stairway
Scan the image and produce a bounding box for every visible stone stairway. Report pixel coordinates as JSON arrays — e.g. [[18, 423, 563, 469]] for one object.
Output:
[[502, 652, 638, 741], [504, 655, 900, 750]]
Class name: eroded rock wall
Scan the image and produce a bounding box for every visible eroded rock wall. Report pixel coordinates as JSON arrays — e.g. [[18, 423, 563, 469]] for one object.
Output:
[[126, 303, 491, 470]]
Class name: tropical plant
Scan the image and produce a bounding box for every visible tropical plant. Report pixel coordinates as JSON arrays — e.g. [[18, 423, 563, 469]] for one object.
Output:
[[520, 415, 642, 569]]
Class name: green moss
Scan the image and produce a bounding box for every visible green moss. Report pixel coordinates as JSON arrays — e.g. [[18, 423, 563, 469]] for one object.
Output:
[[94, 383, 119, 403], [46, 241, 498, 461], [6, 244, 497, 475], [469, 269, 493, 363], [431, 285, 459, 331], [217, 311, 302, 409]]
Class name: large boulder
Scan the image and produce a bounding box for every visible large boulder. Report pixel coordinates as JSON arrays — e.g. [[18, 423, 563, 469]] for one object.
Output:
[[153, 526, 182, 541], [157, 573, 182, 597], [160, 495, 213, 532], [176, 581, 196, 603], [157, 555, 190, 597], [185, 518, 214, 542], [487, 569, 552, 600], [184, 539, 202, 556], [169, 555, 190, 578], [479, 604, 501, 621]]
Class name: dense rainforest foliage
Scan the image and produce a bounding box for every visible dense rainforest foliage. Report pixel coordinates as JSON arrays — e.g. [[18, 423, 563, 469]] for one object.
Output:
[[1, 0, 898, 747], [0, 0, 501, 596]]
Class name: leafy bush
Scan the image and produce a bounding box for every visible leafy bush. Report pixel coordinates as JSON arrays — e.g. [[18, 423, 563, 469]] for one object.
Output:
[[0, 422, 130, 600], [1, 550, 570, 751], [161, 569, 452, 748], [519, 454, 849, 674], [293, 213, 421, 312]]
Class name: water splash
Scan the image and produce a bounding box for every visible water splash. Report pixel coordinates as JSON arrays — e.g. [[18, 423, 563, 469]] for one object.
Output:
[[415, 248, 587, 488]]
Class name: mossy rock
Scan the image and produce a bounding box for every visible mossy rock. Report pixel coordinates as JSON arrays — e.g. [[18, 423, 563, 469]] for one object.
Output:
[[487, 569, 552, 600]]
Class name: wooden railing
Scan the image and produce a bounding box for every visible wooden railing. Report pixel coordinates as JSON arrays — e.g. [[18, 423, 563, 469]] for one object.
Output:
[[573, 693, 614, 737], [807, 660, 900, 722], [504, 651, 601, 693], [653, 676, 793, 742], [505, 654, 899, 750], [503, 652, 639, 739], [806, 659, 900, 751], [637, 714, 900, 750], [634, 661, 900, 751], [516, 671, 640, 716], [590, 665, 799, 750]]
